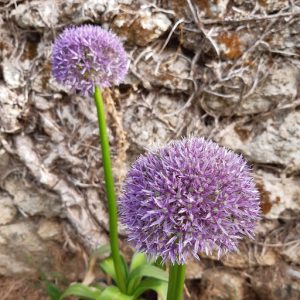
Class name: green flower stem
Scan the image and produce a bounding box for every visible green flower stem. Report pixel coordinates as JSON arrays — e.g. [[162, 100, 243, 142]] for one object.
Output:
[[166, 263, 178, 300], [173, 264, 186, 300], [94, 86, 127, 293], [167, 263, 186, 300]]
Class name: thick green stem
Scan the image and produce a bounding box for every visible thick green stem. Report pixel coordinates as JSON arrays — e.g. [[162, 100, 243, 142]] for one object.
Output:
[[167, 263, 186, 300], [166, 264, 178, 300], [94, 86, 127, 293], [173, 264, 186, 300]]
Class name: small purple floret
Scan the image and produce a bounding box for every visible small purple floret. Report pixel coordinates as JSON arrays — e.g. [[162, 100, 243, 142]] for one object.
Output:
[[52, 25, 128, 95], [119, 137, 261, 264]]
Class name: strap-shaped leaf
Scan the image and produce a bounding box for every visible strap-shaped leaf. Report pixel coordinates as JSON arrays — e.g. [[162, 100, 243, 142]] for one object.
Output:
[[127, 253, 147, 294], [100, 257, 117, 282], [100, 254, 129, 287], [133, 278, 168, 300], [127, 264, 168, 294], [154, 256, 165, 270], [90, 244, 111, 260], [100, 286, 134, 300], [120, 253, 129, 279], [59, 283, 102, 300], [45, 282, 62, 300], [129, 252, 147, 273]]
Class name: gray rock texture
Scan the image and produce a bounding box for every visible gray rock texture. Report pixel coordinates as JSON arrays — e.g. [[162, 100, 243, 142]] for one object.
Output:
[[0, 0, 300, 299]]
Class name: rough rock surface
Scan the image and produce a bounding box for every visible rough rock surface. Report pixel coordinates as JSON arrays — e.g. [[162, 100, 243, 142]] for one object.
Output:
[[0, 85, 27, 132], [251, 264, 300, 300], [0, 0, 300, 299], [199, 269, 250, 300], [217, 111, 300, 173], [203, 64, 299, 116], [112, 9, 171, 46]]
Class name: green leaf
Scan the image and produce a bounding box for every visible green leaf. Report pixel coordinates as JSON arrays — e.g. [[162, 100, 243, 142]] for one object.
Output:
[[100, 254, 129, 287], [59, 283, 102, 300], [100, 286, 134, 300], [127, 264, 168, 295], [91, 244, 111, 260], [120, 254, 129, 279], [129, 253, 147, 273], [133, 278, 168, 300], [154, 256, 165, 270], [100, 257, 117, 282], [45, 282, 62, 300], [127, 253, 146, 294]]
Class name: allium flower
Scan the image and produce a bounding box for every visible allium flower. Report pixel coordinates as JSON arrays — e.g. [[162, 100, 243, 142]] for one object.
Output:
[[52, 25, 128, 95], [119, 137, 261, 264]]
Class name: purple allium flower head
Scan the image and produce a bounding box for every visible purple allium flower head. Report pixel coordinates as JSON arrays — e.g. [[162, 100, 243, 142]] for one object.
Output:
[[52, 25, 128, 95], [119, 137, 261, 265]]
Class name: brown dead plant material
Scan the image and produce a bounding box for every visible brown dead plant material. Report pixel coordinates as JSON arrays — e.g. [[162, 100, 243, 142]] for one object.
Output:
[[0, 277, 48, 300], [102, 88, 129, 184]]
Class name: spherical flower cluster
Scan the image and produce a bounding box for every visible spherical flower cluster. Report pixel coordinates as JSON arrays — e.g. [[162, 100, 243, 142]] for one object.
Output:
[[52, 25, 128, 95], [119, 137, 261, 264]]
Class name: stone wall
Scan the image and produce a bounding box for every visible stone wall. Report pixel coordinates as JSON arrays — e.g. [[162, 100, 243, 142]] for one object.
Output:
[[0, 0, 300, 299]]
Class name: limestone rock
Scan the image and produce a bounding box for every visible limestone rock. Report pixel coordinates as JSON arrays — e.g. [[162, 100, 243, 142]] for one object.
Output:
[[268, 26, 300, 51], [123, 92, 191, 148], [37, 219, 62, 241], [203, 65, 299, 116], [59, 0, 117, 23], [280, 223, 300, 263], [259, 0, 289, 13], [1, 0, 300, 294], [218, 111, 300, 172], [0, 147, 10, 173], [4, 179, 62, 218], [135, 50, 192, 91], [207, 0, 230, 18], [33, 95, 56, 111], [282, 244, 300, 264], [2, 59, 24, 89], [0, 221, 44, 252], [81, 0, 115, 18], [0, 253, 33, 276], [168, 0, 229, 18], [0, 235, 6, 245], [201, 241, 277, 268], [0, 220, 83, 276], [31, 59, 69, 94], [0, 193, 17, 225], [287, 266, 300, 281], [256, 171, 300, 218], [223, 247, 277, 268], [180, 28, 219, 59], [0, 25, 14, 59], [13, 135, 108, 249], [251, 264, 300, 300], [238, 65, 299, 115], [0, 85, 27, 133], [186, 257, 204, 279], [112, 9, 171, 46], [218, 121, 300, 218], [10, 0, 59, 29], [200, 269, 249, 300]]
